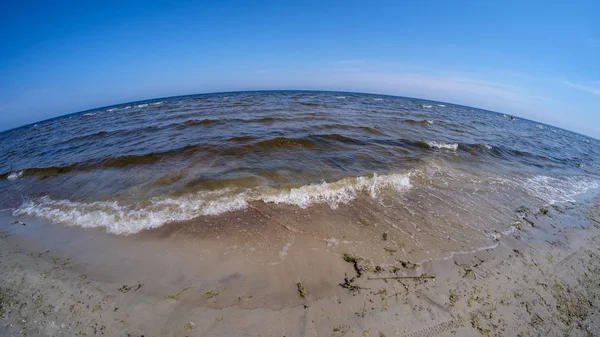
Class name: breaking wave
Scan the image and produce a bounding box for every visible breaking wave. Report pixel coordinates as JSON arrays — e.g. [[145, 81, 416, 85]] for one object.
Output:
[[13, 173, 412, 234], [6, 171, 23, 180], [427, 142, 458, 151]]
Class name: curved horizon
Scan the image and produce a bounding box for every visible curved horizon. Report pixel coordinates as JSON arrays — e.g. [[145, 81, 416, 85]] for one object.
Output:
[[2, 89, 597, 141]]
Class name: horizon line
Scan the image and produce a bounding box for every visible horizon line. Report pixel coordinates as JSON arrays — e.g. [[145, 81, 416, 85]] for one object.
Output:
[[1, 89, 597, 141]]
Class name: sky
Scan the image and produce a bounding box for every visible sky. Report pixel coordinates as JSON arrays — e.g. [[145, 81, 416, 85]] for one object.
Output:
[[1, 0, 599, 137]]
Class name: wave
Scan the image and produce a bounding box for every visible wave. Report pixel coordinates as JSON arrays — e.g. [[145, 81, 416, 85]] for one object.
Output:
[[106, 105, 132, 112], [171, 119, 221, 130], [319, 124, 384, 135], [254, 137, 317, 149], [82, 112, 96, 117], [0, 145, 211, 179], [227, 136, 257, 142], [427, 141, 458, 151], [60, 131, 109, 145], [167, 116, 329, 130], [14, 173, 412, 234], [252, 117, 291, 123], [404, 119, 434, 126], [6, 171, 23, 180], [458, 143, 493, 152], [521, 175, 598, 204], [312, 134, 362, 144]]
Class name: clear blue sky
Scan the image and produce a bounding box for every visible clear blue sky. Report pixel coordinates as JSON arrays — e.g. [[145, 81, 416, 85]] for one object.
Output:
[[1, 0, 599, 137]]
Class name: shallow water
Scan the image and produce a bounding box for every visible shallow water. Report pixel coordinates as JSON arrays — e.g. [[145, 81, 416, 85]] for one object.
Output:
[[1, 91, 598, 259]]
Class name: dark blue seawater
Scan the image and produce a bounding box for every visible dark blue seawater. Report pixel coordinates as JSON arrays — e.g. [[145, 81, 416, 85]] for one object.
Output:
[[0, 91, 598, 248]]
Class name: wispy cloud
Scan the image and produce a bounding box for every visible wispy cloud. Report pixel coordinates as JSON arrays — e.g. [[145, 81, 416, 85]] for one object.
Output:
[[564, 80, 600, 97]]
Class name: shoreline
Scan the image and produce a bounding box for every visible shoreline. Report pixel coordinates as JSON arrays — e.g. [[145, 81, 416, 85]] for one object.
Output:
[[2, 195, 600, 336]]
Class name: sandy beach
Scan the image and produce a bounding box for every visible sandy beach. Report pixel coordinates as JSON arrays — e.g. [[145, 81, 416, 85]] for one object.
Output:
[[1, 194, 600, 337]]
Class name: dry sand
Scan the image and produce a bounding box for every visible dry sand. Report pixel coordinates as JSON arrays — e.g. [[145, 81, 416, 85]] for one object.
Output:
[[1, 197, 600, 337]]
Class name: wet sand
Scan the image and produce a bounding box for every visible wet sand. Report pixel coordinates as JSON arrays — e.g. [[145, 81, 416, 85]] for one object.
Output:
[[2, 196, 600, 336]]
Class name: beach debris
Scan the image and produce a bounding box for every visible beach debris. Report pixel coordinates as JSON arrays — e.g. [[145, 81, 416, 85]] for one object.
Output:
[[333, 325, 348, 334], [238, 295, 253, 303], [184, 322, 195, 331], [29, 250, 50, 258], [462, 268, 476, 279], [471, 314, 492, 336], [339, 273, 361, 292], [373, 288, 387, 296], [204, 290, 219, 299], [512, 249, 524, 258], [382, 231, 388, 241], [449, 293, 460, 308], [119, 283, 143, 293], [523, 217, 535, 227], [296, 282, 307, 298], [383, 247, 396, 256], [363, 330, 370, 337], [539, 207, 549, 215], [397, 259, 418, 269], [516, 206, 530, 214], [467, 287, 482, 307], [342, 253, 373, 277], [367, 273, 435, 281], [10, 221, 26, 226], [166, 287, 192, 301]]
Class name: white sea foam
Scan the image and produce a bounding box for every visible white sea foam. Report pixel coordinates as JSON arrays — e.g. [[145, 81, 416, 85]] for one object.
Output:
[[536, 124, 544, 129], [522, 175, 598, 204], [336, 96, 346, 99], [437, 104, 446, 107], [421, 105, 433, 108], [373, 98, 383, 101], [262, 173, 411, 208], [14, 173, 411, 235], [484, 144, 492, 150], [151, 101, 164, 105], [82, 112, 96, 117], [7, 171, 23, 180], [427, 141, 458, 151], [135, 104, 149, 108]]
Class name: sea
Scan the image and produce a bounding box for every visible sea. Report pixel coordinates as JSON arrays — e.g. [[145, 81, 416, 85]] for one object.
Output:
[[1, 91, 598, 261]]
